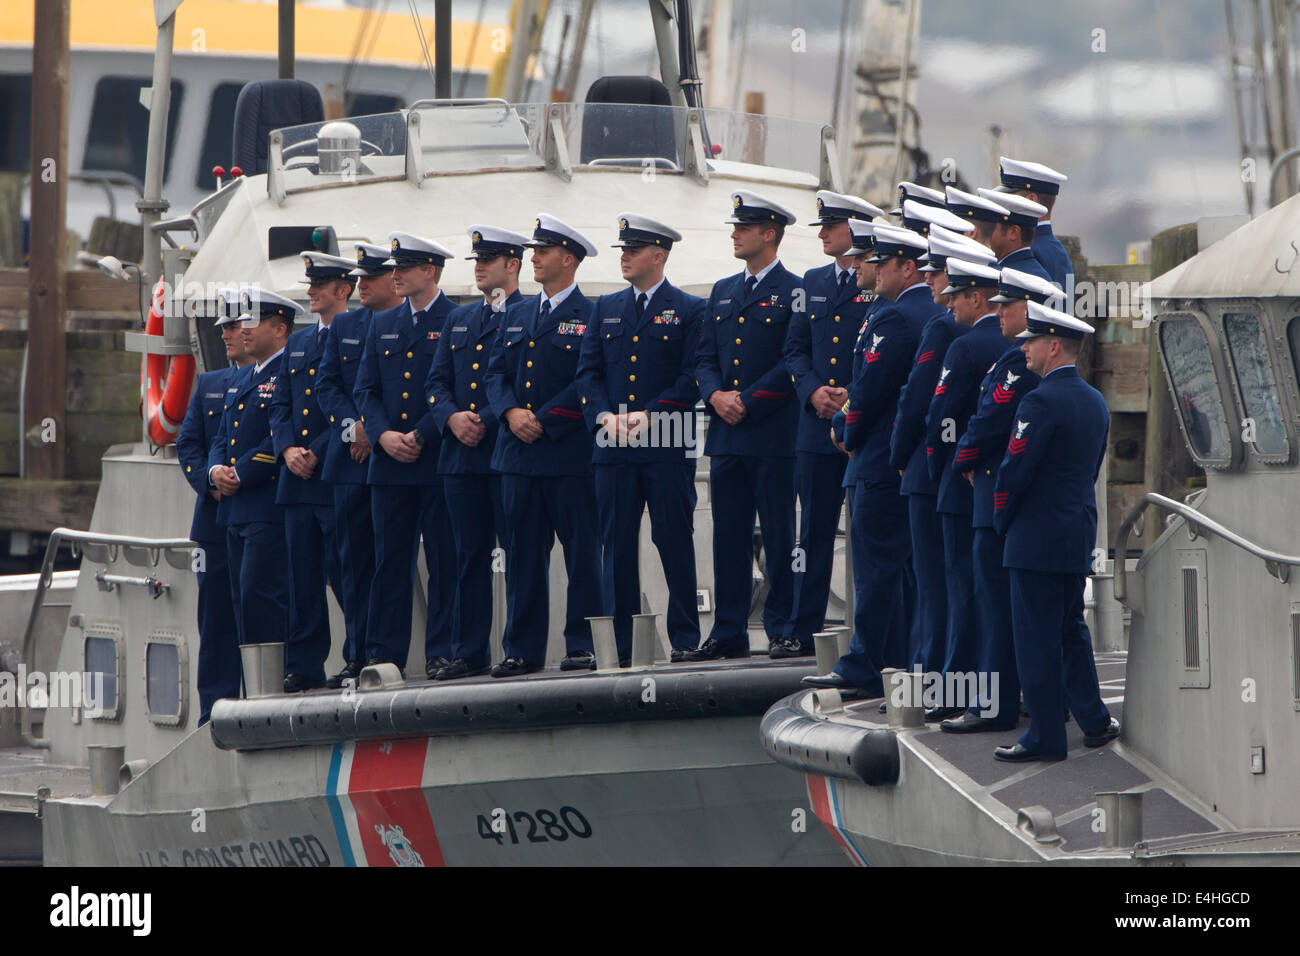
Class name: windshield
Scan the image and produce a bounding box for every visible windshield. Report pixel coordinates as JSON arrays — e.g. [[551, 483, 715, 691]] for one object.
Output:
[[1159, 316, 1233, 464]]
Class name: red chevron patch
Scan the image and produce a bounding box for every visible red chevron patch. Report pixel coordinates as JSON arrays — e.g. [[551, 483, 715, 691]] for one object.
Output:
[[956, 447, 979, 463], [993, 492, 1008, 509], [991, 384, 1014, 404], [1007, 436, 1028, 455], [916, 350, 935, 365]]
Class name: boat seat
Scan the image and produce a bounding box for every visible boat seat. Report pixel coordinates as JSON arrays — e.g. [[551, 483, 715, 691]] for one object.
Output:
[[231, 79, 326, 176], [579, 75, 677, 166]]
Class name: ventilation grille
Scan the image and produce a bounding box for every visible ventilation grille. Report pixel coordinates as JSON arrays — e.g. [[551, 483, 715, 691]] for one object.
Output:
[[1182, 567, 1200, 669], [1292, 611, 1300, 711]]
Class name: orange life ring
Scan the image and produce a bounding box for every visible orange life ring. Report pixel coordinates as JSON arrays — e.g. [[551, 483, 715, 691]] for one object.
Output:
[[142, 279, 196, 446]]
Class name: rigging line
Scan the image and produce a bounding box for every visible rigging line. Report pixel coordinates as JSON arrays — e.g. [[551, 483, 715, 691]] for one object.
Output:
[[406, 0, 438, 93]]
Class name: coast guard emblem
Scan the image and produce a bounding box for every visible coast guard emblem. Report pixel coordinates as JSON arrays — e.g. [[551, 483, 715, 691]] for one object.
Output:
[[865, 333, 884, 363], [374, 824, 425, 867], [1008, 419, 1030, 455]]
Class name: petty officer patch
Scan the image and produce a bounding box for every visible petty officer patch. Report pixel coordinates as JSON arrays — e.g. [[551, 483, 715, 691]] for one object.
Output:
[[991, 370, 1020, 404], [1008, 419, 1030, 454], [934, 367, 951, 395], [865, 333, 884, 363], [653, 310, 680, 325], [556, 321, 587, 336]]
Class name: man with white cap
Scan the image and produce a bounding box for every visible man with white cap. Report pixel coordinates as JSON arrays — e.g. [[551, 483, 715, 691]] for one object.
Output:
[[424, 225, 528, 680], [922, 258, 1016, 720], [991, 301, 1119, 761], [774, 191, 882, 659], [996, 156, 1073, 297], [804, 224, 941, 697], [976, 187, 1052, 284], [942, 267, 1061, 734], [177, 295, 251, 722], [944, 186, 1011, 251], [688, 190, 802, 661], [271, 252, 354, 691], [354, 232, 458, 677], [486, 214, 602, 675], [889, 237, 994, 673], [208, 288, 302, 651], [575, 213, 706, 665], [316, 242, 401, 688]]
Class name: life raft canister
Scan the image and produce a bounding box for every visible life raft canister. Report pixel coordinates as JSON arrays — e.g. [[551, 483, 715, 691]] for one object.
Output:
[[142, 278, 195, 446]]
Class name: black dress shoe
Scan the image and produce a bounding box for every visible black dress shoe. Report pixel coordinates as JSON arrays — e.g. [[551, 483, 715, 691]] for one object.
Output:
[[670, 647, 691, 662], [768, 637, 806, 659], [924, 706, 964, 722], [560, 650, 596, 671], [491, 656, 539, 678], [435, 658, 489, 681], [284, 673, 326, 694], [425, 657, 451, 680], [684, 638, 750, 661], [1084, 717, 1121, 747], [994, 743, 1064, 763], [364, 657, 405, 679], [941, 712, 1017, 734], [326, 660, 364, 689]]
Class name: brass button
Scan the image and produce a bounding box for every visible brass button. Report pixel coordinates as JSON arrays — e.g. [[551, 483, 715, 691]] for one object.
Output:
[[309, 369, 315, 375], [526, 360, 533, 368], [830, 358, 837, 365], [472, 362, 480, 370], [581, 396, 587, 404], [765, 318, 771, 323], [238, 403, 245, 410], [301, 428, 309, 436], [525, 381, 531, 387], [400, 412, 408, 421], [428, 396, 435, 404], [526, 403, 533, 410], [832, 337, 839, 344], [402, 392, 409, 399], [407, 351, 414, 359], [230, 457, 236, 464], [528, 341, 535, 348], [208, 410, 213, 416], [305, 388, 312, 395], [628, 394, 635, 401], [663, 334, 669, 340], [629, 374, 636, 382], [290, 368, 296, 373], [732, 378, 739, 386], [476, 344, 483, 351], [234, 420, 240, 427], [630, 355, 637, 363], [632, 335, 639, 343], [738, 316, 745, 324], [469, 402, 477, 410], [330, 415, 336, 422], [735, 338, 741, 344], [404, 371, 411, 379], [829, 378, 836, 386], [230, 439, 236, 446], [834, 314, 840, 321], [385, 350, 391, 356], [470, 382, 478, 389], [733, 358, 740, 365], [186, 465, 192, 472], [302, 408, 309, 415]]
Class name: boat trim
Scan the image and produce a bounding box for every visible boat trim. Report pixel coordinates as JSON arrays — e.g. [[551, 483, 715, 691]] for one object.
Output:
[[759, 693, 900, 786]]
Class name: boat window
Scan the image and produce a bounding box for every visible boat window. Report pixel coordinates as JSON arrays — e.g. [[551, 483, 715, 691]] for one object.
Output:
[[84, 633, 121, 720], [347, 91, 404, 116], [83, 76, 184, 185], [1223, 312, 1288, 457], [1284, 317, 1300, 394], [1158, 317, 1232, 463], [196, 82, 244, 188], [0, 74, 33, 172], [414, 101, 546, 174], [145, 641, 183, 722]]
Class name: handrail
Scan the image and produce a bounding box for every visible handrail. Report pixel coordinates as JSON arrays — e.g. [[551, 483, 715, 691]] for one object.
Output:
[[19, 528, 194, 748], [1113, 492, 1300, 606]]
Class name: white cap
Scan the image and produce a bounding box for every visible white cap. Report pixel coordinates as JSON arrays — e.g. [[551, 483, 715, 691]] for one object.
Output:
[[903, 199, 975, 234], [611, 213, 683, 248], [298, 251, 359, 283], [945, 186, 1011, 222], [239, 287, 306, 326], [845, 219, 879, 256], [998, 156, 1068, 194], [384, 232, 455, 266], [726, 189, 797, 225], [976, 187, 1047, 223], [990, 267, 1064, 306], [525, 213, 599, 259], [1019, 300, 1095, 339], [809, 190, 886, 225]]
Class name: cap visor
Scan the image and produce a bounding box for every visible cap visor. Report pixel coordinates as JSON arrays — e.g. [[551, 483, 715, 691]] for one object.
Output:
[[1015, 328, 1041, 339], [917, 263, 939, 273], [988, 293, 1015, 302], [941, 284, 959, 295]]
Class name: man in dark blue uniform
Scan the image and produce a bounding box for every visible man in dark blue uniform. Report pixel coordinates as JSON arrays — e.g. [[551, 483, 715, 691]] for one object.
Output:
[[425, 225, 528, 680], [976, 187, 1051, 284], [996, 156, 1072, 299], [941, 267, 1061, 734], [688, 190, 802, 661], [774, 190, 882, 659], [208, 289, 301, 652], [892, 181, 947, 213], [485, 214, 602, 675], [576, 214, 705, 664], [944, 185, 1011, 255], [992, 302, 1120, 761], [316, 242, 401, 688], [804, 224, 939, 696], [270, 252, 353, 692], [177, 305, 251, 723], [922, 258, 1014, 719], [890, 232, 994, 671], [353, 232, 458, 678], [900, 198, 973, 237]]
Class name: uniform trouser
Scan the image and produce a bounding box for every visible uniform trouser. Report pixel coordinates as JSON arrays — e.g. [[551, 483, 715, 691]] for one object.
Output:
[[832, 479, 911, 696], [595, 460, 700, 658], [782, 452, 848, 647], [939, 512, 978, 693], [443, 473, 506, 666], [968, 526, 1019, 725], [908, 494, 947, 671], [365, 483, 457, 666], [283, 503, 341, 680], [1009, 568, 1112, 758], [196, 535, 240, 724], [334, 481, 375, 665], [226, 520, 289, 649], [707, 454, 796, 649], [500, 473, 602, 664]]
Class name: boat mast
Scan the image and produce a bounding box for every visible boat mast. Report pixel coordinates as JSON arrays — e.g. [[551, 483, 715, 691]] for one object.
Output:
[[138, 0, 182, 293]]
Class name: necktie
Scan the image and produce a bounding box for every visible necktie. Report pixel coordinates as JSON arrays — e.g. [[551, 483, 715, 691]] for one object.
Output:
[[837, 271, 851, 296], [636, 292, 647, 316], [744, 275, 757, 298], [540, 299, 551, 321]]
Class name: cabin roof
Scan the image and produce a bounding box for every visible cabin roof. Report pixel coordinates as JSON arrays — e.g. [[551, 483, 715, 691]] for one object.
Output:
[[0, 0, 504, 71], [1149, 190, 1300, 301]]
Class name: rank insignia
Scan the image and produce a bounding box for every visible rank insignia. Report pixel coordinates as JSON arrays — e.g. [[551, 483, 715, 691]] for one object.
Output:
[[556, 321, 587, 336], [653, 310, 680, 325]]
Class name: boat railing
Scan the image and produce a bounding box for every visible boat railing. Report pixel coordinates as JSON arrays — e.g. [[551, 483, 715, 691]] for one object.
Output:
[[18, 528, 194, 748], [1113, 492, 1300, 609]]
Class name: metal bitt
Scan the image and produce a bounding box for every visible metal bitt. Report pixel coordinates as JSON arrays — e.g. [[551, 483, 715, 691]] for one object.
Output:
[[240, 643, 285, 699], [87, 745, 126, 796], [812, 631, 839, 676], [588, 616, 621, 673], [1096, 791, 1144, 848], [630, 613, 658, 668], [882, 667, 925, 729]]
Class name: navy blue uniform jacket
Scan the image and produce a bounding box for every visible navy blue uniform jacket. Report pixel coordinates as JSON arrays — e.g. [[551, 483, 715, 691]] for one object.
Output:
[[954, 346, 1040, 529], [1032, 223, 1073, 294], [785, 263, 874, 456], [890, 310, 966, 495], [485, 289, 597, 476], [207, 357, 284, 526], [271, 323, 333, 506], [354, 294, 456, 485], [998, 246, 1052, 284], [993, 366, 1108, 572], [925, 314, 1015, 514], [576, 281, 705, 464], [425, 290, 523, 474], [315, 306, 373, 485], [177, 366, 234, 542], [697, 262, 802, 457]]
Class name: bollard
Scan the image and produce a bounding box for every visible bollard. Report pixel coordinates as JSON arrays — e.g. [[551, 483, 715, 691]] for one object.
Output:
[[813, 631, 839, 676], [88, 745, 125, 795], [587, 616, 621, 673], [631, 613, 658, 668], [883, 667, 925, 728], [119, 758, 149, 789], [1095, 791, 1144, 848], [832, 625, 852, 659], [240, 642, 285, 698]]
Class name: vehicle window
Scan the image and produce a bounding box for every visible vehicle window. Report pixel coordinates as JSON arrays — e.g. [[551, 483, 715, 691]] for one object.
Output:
[[83, 76, 183, 184], [346, 91, 404, 116], [196, 82, 243, 187], [0, 74, 33, 172], [1158, 317, 1232, 462], [1223, 312, 1287, 457]]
